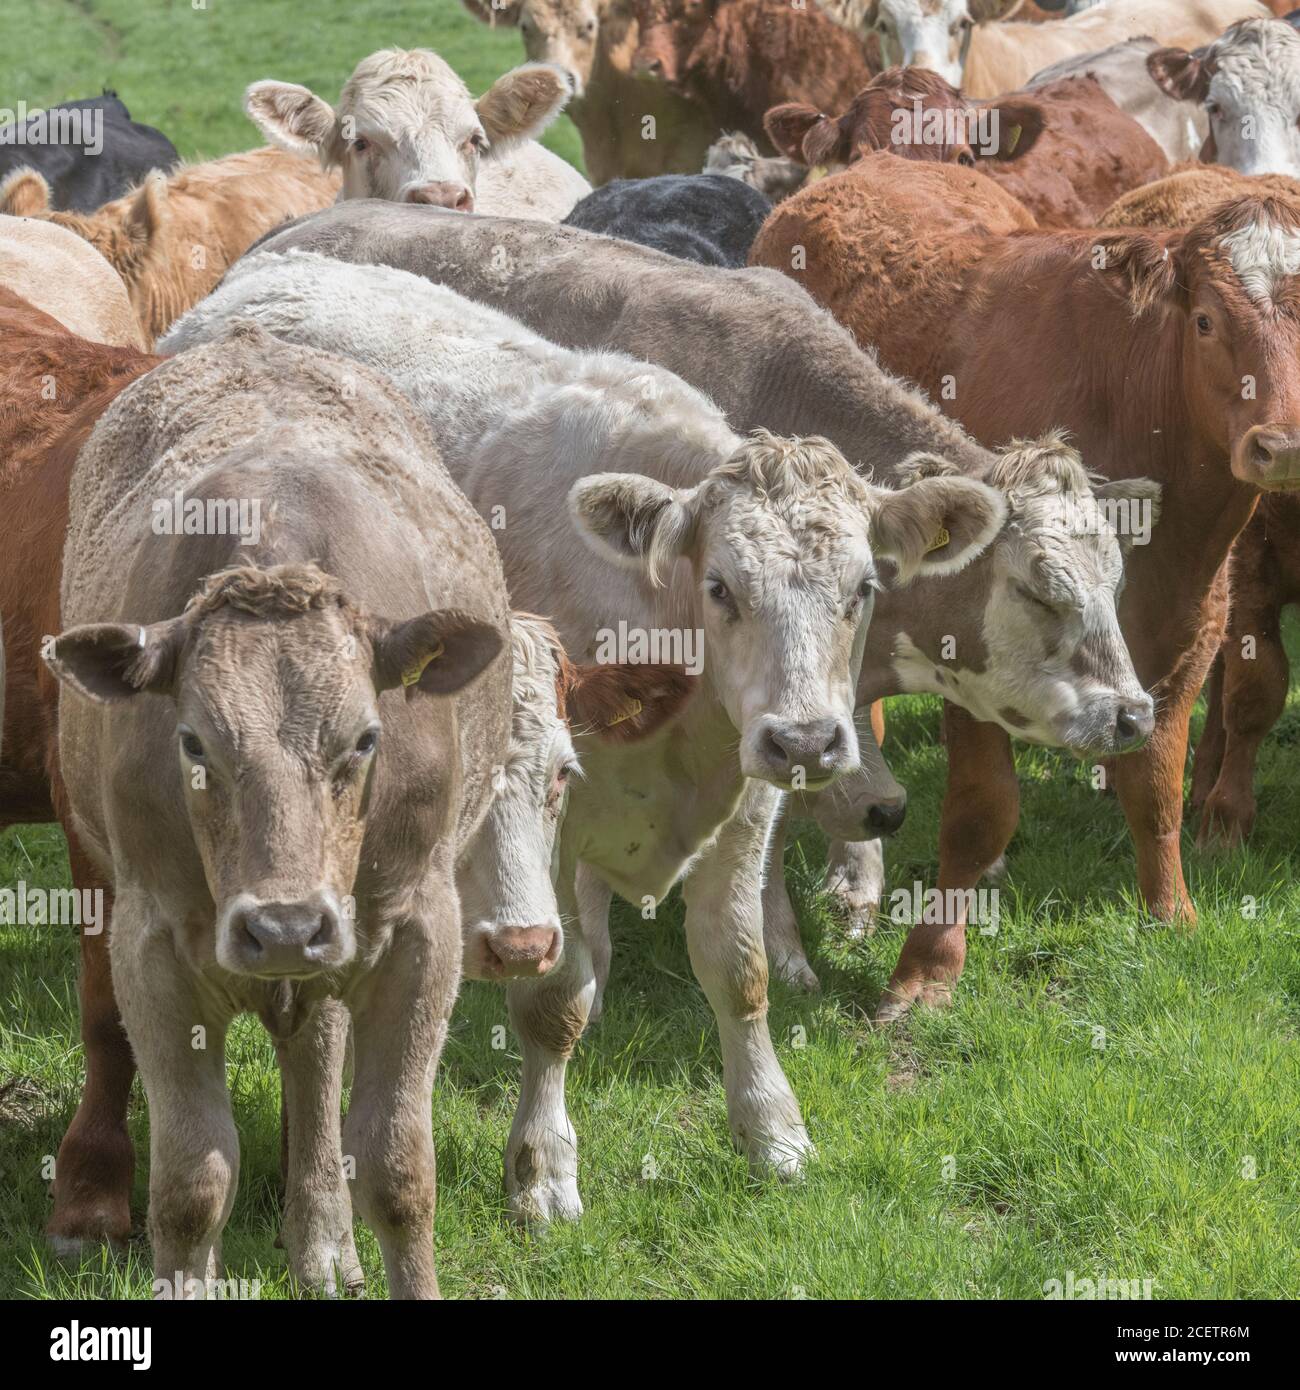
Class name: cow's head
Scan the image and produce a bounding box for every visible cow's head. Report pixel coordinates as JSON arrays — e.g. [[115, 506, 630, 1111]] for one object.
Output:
[[571, 429, 1005, 791], [245, 48, 573, 210], [631, 0, 715, 87], [857, 2, 1017, 89], [1149, 19, 1300, 180], [47, 564, 503, 979], [1098, 193, 1300, 491], [764, 65, 1045, 173], [461, 0, 604, 97], [460, 613, 693, 981], [914, 439, 1162, 754]]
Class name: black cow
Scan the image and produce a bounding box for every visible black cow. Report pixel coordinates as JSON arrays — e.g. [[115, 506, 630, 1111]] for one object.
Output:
[[0, 92, 177, 212], [562, 173, 772, 269]]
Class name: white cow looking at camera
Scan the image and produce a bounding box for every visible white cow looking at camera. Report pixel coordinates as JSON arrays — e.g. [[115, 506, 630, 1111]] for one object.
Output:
[[163, 249, 1005, 1222], [245, 47, 591, 219]]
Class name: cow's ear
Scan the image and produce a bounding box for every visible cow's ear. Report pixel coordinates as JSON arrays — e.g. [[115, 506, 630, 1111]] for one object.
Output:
[[476, 62, 573, 155], [1092, 477, 1163, 556], [123, 171, 168, 255], [368, 609, 505, 698], [0, 166, 51, 216], [564, 662, 696, 743], [764, 103, 829, 164], [977, 98, 1045, 163], [1146, 47, 1210, 104], [245, 81, 340, 160], [1095, 232, 1184, 314], [461, 0, 523, 24], [870, 475, 1007, 583], [569, 473, 699, 586], [45, 617, 187, 703]]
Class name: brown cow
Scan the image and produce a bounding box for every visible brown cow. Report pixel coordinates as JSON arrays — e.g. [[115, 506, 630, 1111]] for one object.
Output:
[[0, 148, 339, 340], [0, 289, 161, 1249], [631, 0, 875, 153], [765, 68, 1168, 228], [751, 156, 1300, 1014], [1101, 165, 1300, 849]]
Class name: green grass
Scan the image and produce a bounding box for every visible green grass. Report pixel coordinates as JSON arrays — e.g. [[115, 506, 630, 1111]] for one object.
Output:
[[2, 0, 1299, 1301]]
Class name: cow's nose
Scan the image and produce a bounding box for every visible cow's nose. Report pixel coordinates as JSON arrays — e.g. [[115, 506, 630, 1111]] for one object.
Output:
[[405, 182, 474, 211], [483, 925, 562, 979], [1233, 424, 1300, 490], [1114, 699, 1155, 749], [232, 897, 345, 975], [865, 794, 908, 838], [757, 717, 854, 781], [636, 55, 663, 76]]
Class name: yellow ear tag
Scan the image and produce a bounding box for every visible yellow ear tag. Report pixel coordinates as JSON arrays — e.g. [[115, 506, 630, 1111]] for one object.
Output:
[[606, 697, 643, 729], [807, 164, 831, 183], [1005, 124, 1022, 157], [401, 640, 444, 688], [925, 526, 951, 555]]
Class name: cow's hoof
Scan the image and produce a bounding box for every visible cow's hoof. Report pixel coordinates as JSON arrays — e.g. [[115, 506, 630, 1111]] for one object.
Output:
[[290, 1239, 364, 1298], [829, 887, 878, 939], [771, 953, 821, 993], [875, 980, 953, 1024], [1195, 805, 1250, 853], [46, 1206, 131, 1257], [508, 1177, 583, 1226], [745, 1126, 814, 1181]]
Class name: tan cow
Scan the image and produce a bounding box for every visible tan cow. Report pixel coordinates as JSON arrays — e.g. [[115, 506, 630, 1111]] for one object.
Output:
[[838, 0, 1270, 97], [47, 324, 513, 1297], [0, 216, 146, 349], [0, 147, 338, 340], [245, 47, 590, 218]]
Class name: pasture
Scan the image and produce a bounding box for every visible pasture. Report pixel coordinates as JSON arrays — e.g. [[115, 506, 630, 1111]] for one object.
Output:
[[1, 0, 1299, 1301]]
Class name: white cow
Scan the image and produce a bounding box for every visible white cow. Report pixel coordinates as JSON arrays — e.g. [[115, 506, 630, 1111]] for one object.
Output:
[[245, 47, 591, 219], [1148, 18, 1300, 178], [163, 249, 1005, 1221], [835, 0, 1270, 98]]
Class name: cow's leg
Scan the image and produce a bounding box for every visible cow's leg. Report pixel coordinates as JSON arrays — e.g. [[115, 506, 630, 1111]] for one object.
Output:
[[48, 836, 134, 1252], [762, 795, 820, 992], [112, 888, 237, 1296], [877, 705, 1019, 1023], [1197, 614, 1288, 850], [683, 781, 812, 1177], [577, 862, 614, 1023], [505, 864, 593, 1224], [343, 889, 457, 1301], [276, 998, 362, 1297], [822, 836, 885, 937], [1189, 651, 1226, 816]]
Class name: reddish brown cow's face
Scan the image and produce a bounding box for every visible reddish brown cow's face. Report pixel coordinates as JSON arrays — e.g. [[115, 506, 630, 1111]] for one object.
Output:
[[631, 0, 713, 87], [1103, 202, 1300, 492]]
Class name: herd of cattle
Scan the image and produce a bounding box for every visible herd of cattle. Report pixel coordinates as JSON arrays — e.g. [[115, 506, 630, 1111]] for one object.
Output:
[[2, 0, 1300, 1298]]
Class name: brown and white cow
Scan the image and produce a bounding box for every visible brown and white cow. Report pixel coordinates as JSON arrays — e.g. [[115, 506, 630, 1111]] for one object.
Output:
[[46, 324, 513, 1297], [0, 216, 147, 349], [249, 203, 1162, 1004], [0, 147, 338, 341], [751, 154, 1300, 1011], [1099, 165, 1300, 850], [764, 67, 1168, 227], [630, 0, 876, 154], [840, 0, 1270, 97], [1148, 18, 1300, 179], [162, 246, 992, 1214], [460, 0, 719, 182], [245, 47, 590, 218]]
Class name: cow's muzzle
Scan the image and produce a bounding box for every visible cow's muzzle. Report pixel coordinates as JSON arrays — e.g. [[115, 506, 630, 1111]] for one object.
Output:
[[745, 715, 858, 789], [1232, 425, 1300, 491], [218, 892, 354, 977], [463, 922, 563, 981], [405, 181, 474, 211]]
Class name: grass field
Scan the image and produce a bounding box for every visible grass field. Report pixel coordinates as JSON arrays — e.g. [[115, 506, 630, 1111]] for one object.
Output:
[[3, 1, 1300, 1301]]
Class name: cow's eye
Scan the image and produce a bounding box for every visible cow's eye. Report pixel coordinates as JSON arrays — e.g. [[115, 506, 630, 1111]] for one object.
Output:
[[180, 729, 205, 761], [355, 728, 378, 755], [957, 150, 976, 167], [708, 577, 731, 604], [1196, 313, 1213, 336], [1204, 101, 1221, 119], [352, 136, 370, 153]]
